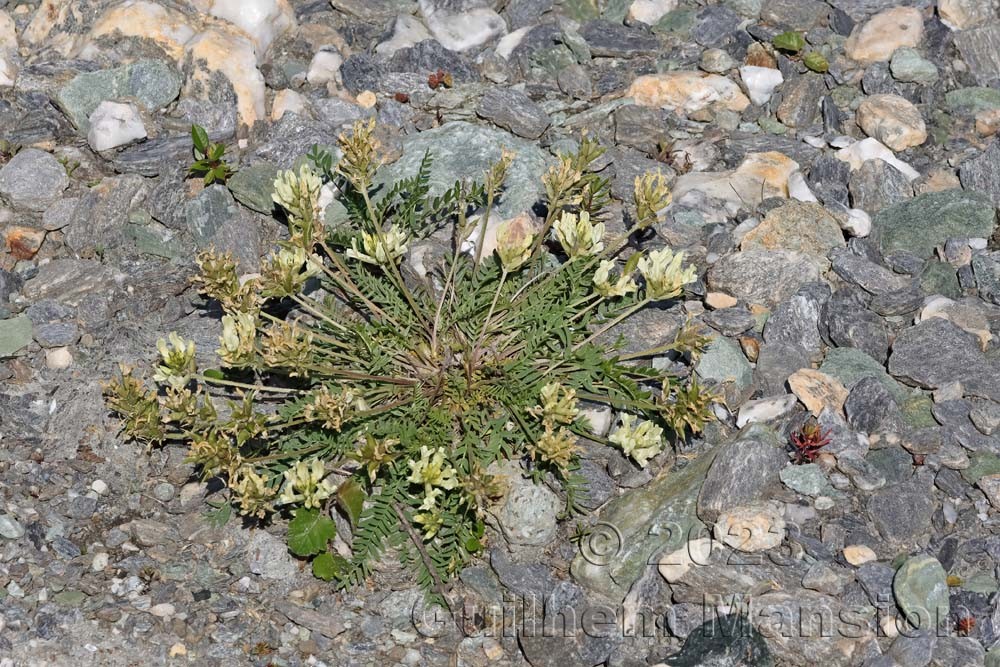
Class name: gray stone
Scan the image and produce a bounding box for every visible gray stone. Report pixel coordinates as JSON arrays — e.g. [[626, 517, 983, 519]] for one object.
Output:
[[931, 637, 986, 667], [0, 268, 20, 305], [33, 321, 79, 347], [754, 341, 811, 396], [801, 562, 849, 595], [845, 376, 903, 434], [889, 630, 936, 667], [130, 519, 179, 546], [946, 87, 1000, 115], [763, 282, 830, 357], [889, 318, 997, 396], [0, 315, 32, 357], [184, 185, 262, 270], [808, 154, 851, 207], [664, 616, 774, 666], [571, 446, 714, 600], [695, 336, 752, 393], [836, 454, 886, 492], [0, 514, 24, 539], [869, 479, 935, 545], [580, 20, 659, 57], [779, 463, 830, 497], [227, 162, 279, 214], [820, 347, 908, 403], [872, 189, 997, 260], [955, 23, 1000, 86], [707, 250, 822, 308], [960, 140, 1000, 207], [0, 148, 69, 211], [830, 249, 910, 295], [698, 424, 787, 522], [246, 529, 299, 581], [973, 252, 1000, 305], [497, 473, 561, 546], [894, 554, 949, 631], [703, 307, 755, 336], [690, 5, 742, 47], [376, 121, 551, 219], [476, 88, 550, 139], [890, 47, 938, 85], [56, 59, 182, 131], [776, 74, 826, 129], [850, 158, 913, 213], [761, 0, 827, 29], [820, 289, 889, 363]]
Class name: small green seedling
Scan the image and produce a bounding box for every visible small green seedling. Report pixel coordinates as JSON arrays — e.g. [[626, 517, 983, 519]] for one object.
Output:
[[188, 124, 233, 185]]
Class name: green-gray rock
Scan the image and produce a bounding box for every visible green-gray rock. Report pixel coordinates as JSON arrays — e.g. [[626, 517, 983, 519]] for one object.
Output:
[[0, 315, 32, 357], [665, 616, 774, 667], [920, 260, 961, 299], [57, 60, 182, 131], [570, 446, 716, 600], [820, 347, 908, 403], [893, 555, 949, 630], [872, 190, 997, 259], [779, 463, 830, 497], [962, 452, 1000, 484], [946, 87, 1000, 115], [987, 645, 1000, 667], [375, 121, 552, 219], [890, 48, 939, 85], [696, 335, 753, 406], [185, 185, 238, 243], [227, 162, 279, 214]]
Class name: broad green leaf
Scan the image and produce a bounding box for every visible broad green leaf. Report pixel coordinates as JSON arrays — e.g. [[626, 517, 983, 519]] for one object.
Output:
[[202, 368, 225, 380], [204, 502, 231, 529], [312, 551, 348, 581], [337, 479, 366, 527], [191, 124, 209, 153], [772, 31, 805, 54], [287, 508, 336, 557], [804, 51, 829, 73]]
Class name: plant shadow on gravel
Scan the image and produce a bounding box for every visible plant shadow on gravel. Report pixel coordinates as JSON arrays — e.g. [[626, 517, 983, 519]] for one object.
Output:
[[104, 120, 716, 602]]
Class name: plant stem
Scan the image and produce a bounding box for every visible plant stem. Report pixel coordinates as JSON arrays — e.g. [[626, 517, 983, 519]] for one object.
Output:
[[193, 374, 301, 394], [572, 298, 651, 351]]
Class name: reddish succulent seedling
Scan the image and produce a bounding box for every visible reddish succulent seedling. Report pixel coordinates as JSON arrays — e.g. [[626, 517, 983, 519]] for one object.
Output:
[[790, 420, 831, 464], [428, 69, 453, 90], [956, 615, 976, 636]]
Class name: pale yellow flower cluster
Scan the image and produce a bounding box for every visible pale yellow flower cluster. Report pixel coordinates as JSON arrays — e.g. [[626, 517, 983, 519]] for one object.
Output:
[[495, 216, 535, 271], [638, 248, 698, 301], [407, 446, 459, 539], [153, 332, 196, 389], [593, 260, 638, 298], [272, 165, 322, 223], [553, 211, 605, 258], [609, 413, 664, 467], [347, 225, 409, 265], [218, 312, 257, 366], [277, 458, 337, 509]]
